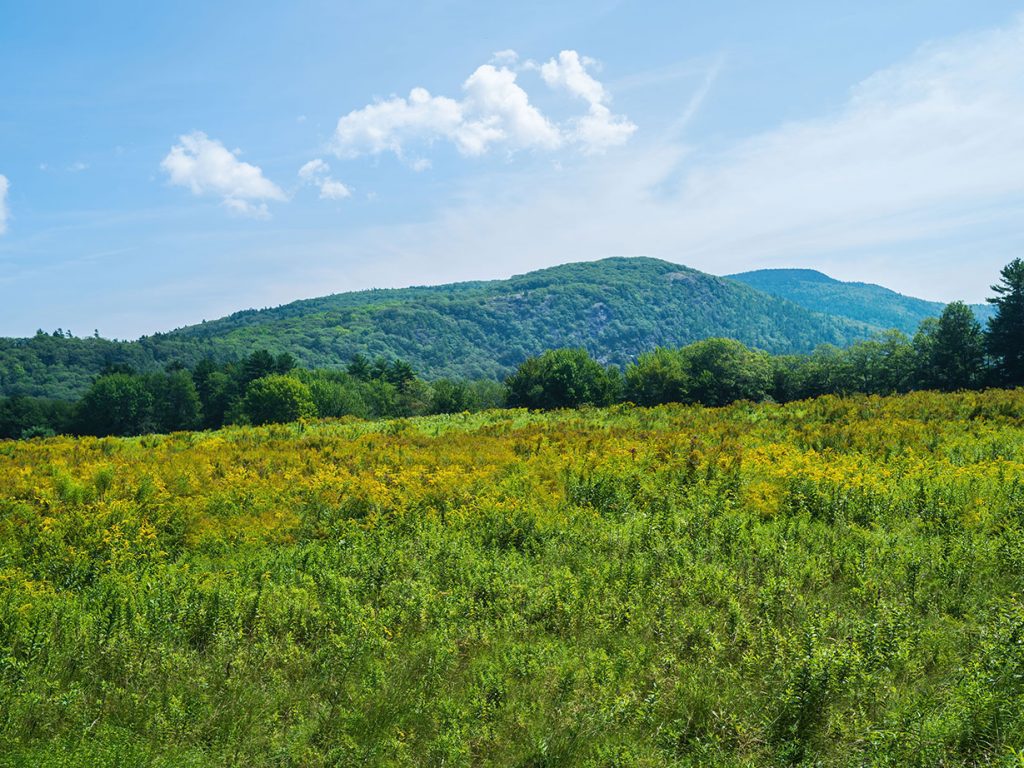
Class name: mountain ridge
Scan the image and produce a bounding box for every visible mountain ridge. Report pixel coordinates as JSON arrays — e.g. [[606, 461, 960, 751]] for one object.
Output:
[[0, 257, 976, 400]]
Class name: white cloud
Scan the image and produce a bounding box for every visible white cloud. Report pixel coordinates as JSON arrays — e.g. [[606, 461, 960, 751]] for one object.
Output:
[[332, 87, 464, 158], [319, 179, 352, 200], [460, 64, 562, 153], [298, 158, 329, 180], [0, 175, 8, 235], [297, 158, 351, 200], [572, 104, 638, 154], [540, 50, 607, 104], [540, 50, 637, 153], [161, 132, 286, 217], [67, 161, 89, 173], [330, 50, 631, 161], [491, 49, 519, 66]]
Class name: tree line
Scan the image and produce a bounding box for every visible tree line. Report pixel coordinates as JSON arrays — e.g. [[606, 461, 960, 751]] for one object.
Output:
[[0, 351, 504, 439], [2, 258, 1022, 438]]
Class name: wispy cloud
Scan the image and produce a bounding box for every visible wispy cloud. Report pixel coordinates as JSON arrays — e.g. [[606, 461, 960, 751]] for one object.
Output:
[[161, 132, 286, 218], [298, 158, 352, 200], [666, 53, 725, 136]]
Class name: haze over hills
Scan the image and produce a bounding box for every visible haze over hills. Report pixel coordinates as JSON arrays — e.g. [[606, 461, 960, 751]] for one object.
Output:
[[0, 257, 973, 400], [728, 268, 994, 336]]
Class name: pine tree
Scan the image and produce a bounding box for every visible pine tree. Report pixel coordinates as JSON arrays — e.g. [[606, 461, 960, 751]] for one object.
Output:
[[928, 302, 985, 391], [986, 259, 1024, 386]]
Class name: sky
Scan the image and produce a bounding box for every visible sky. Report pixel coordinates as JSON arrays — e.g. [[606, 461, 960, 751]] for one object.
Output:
[[2, 1, 1023, 339]]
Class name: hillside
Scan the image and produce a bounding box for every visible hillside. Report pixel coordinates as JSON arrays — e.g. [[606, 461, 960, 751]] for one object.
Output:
[[0, 258, 875, 398], [728, 268, 993, 334]]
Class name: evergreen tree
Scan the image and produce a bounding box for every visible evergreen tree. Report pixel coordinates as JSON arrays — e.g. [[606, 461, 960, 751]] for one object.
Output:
[[240, 350, 279, 387], [986, 259, 1024, 386], [346, 354, 371, 380], [928, 302, 985, 391]]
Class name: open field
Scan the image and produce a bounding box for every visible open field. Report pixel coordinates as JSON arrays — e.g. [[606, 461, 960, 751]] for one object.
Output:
[[3, 390, 1024, 766]]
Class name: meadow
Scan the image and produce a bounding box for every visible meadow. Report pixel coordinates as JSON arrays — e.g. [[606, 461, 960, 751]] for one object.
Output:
[[2, 390, 1024, 766]]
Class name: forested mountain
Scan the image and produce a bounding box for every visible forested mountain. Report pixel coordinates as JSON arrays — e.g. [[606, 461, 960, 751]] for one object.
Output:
[[1, 258, 878, 398], [728, 268, 993, 335]]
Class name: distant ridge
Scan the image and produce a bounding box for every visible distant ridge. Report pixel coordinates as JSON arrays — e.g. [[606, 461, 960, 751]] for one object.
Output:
[[727, 268, 993, 335], [1, 257, 875, 398], [160, 257, 875, 377]]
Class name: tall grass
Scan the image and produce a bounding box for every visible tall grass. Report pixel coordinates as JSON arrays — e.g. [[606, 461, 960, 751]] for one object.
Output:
[[2, 390, 1024, 765]]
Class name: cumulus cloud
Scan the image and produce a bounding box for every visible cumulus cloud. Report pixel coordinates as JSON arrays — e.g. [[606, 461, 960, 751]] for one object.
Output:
[[0, 175, 8, 235], [330, 50, 631, 161], [332, 88, 464, 158], [540, 50, 637, 153], [539, 50, 607, 103], [298, 158, 351, 200], [460, 64, 562, 153], [161, 132, 286, 217]]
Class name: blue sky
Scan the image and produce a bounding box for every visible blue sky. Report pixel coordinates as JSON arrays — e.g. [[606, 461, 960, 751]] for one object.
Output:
[[2, 1, 1023, 339]]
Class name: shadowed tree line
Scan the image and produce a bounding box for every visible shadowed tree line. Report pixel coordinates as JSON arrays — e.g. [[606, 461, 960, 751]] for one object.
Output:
[[0, 350, 504, 438]]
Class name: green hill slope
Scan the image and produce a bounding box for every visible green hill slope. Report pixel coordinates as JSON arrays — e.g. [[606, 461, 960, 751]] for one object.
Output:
[[727, 268, 993, 335], [0, 258, 875, 398]]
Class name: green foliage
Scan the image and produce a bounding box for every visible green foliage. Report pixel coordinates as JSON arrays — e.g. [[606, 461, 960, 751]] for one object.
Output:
[[773, 331, 917, 400], [149, 369, 203, 433], [74, 373, 155, 436], [298, 369, 373, 420], [915, 301, 986, 391], [986, 257, 1024, 386], [429, 378, 472, 413], [675, 337, 772, 406], [242, 374, 317, 425], [624, 347, 689, 406], [505, 348, 621, 409], [625, 339, 772, 407], [71, 370, 203, 437], [0, 396, 73, 439]]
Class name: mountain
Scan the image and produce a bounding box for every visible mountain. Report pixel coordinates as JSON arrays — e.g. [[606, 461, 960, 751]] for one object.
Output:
[[727, 268, 993, 335], [1, 258, 876, 399]]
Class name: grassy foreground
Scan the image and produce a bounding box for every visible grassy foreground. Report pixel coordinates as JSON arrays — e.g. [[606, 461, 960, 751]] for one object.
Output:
[[2, 392, 1024, 766]]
